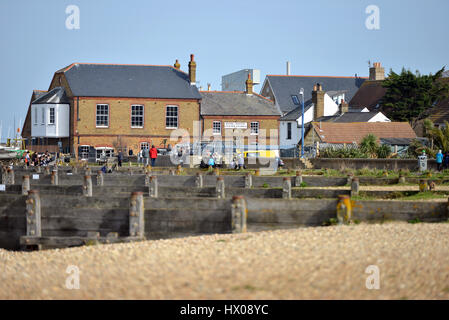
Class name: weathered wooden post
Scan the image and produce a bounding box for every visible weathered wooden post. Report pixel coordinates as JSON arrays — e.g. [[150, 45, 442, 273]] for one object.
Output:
[[129, 191, 145, 238], [231, 195, 247, 233], [350, 177, 359, 197], [50, 170, 58, 185], [145, 165, 152, 174], [195, 172, 203, 188], [97, 170, 104, 186], [85, 166, 91, 176], [22, 175, 30, 195], [244, 172, 252, 189], [295, 170, 303, 187], [1, 166, 6, 184], [145, 171, 151, 186], [25, 190, 41, 237], [149, 175, 158, 198], [347, 173, 354, 185], [83, 175, 92, 197], [216, 176, 225, 198], [7, 168, 14, 185], [336, 195, 352, 225], [419, 179, 428, 192], [282, 177, 292, 199]]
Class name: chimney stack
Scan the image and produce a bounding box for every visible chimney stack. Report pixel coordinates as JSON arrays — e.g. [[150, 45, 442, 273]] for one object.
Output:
[[188, 54, 196, 85], [369, 62, 385, 81], [174, 59, 180, 70], [245, 73, 253, 95], [339, 99, 349, 114], [312, 83, 325, 120], [286, 61, 291, 75]]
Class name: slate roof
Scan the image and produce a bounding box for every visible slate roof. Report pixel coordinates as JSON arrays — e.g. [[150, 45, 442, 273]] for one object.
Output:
[[59, 63, 201, 100], [200, 91, 281, 116], [32, 87, 70, 104], [311, 122, 416, 144], [349, 80, 387, 111], [264, 75, 366, 114], [316, 112, 383, 123], [280, 100, 313, 121]]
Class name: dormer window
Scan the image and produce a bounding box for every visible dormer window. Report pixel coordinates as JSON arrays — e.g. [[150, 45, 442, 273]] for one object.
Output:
[[291, 95, 300, 105]]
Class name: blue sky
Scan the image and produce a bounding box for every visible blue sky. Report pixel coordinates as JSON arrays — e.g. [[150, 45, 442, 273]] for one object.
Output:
[[0, 0, 448, 142]]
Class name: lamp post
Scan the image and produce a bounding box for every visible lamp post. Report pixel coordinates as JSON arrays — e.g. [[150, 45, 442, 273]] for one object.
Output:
[[299, 88, 305, 158]]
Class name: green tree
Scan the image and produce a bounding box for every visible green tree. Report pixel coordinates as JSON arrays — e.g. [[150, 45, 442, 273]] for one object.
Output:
[[360, 134, 378, 158], [423, 119, 449, 153], [381, 67, 449, 124]]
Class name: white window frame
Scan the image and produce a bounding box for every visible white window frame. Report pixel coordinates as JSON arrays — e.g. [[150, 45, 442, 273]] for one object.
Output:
[[131, 105, 144, 128], [96, 104, 109, 128], [49, 107, 55, 125], [250, 122, 259, 135], [79, 145, 90, 160], [95, 147, 114, 161], [212, 121, 221, 135], [166, 105, 178, 129], [140, 142, 150, 150]]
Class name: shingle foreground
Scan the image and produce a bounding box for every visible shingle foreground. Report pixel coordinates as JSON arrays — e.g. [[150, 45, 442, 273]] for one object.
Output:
[[1, 223, 448, 299]]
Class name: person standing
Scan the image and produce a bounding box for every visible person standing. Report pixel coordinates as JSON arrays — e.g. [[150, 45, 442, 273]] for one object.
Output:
[[444, 152, 449, 170], [143, 147, 150, 166], [150, 145, 158, 167], [436, 150, 443, 171], [118, 151, 123, 167]]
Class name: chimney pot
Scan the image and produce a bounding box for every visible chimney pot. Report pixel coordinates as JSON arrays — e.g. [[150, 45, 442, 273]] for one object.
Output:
[[174, 59, 180, 69]]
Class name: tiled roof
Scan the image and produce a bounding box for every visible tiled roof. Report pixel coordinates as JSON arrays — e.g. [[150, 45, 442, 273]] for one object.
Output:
[[428, 97, 449, 124], [349, 80, 387, 111], [312, 122, 416, 144], [200, 91, 281, 116], [265, 75, 366, 114], [60, 63, 201, 100]]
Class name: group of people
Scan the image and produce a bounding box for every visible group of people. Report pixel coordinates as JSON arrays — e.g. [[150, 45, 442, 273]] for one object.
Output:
[[435, 150, 449, 171], [137, 145, 158, 167], [22, 151, 53, 167]]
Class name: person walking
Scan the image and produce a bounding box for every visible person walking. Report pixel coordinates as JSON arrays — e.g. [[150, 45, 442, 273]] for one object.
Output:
[[143, 147, 150, 166], [444, 152, 449, 170], [436, 150, 443, 171], [150, 145, 158, 167]]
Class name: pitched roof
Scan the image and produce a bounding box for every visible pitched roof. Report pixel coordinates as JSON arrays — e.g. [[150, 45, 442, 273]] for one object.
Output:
[[349, 80, 387, 111], [32, 87, 70, 104], [428, 97, 449, 124], [443, 70, 449, 78], [200, 91, 281, 116], [265, 75, 366, 114], [280, 100, 313, 121], [60, 63, 201, 100], [311, 122, 416, 144], [316, 112, 382, 123]]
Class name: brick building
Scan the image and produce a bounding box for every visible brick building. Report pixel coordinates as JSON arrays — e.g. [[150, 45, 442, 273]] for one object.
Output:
[[22, 55, 202, 161], [200, 74, 281, 147]]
